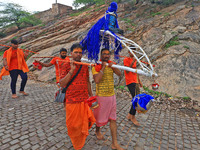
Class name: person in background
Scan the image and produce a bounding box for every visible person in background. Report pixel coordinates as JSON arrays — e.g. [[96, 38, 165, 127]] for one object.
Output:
[[0, 39, 29, 98], [35, 48, 69, 83], [124, 50, 143, 126]]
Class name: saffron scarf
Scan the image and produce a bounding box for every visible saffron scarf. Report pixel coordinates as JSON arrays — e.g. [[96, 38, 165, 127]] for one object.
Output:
[[95, 59, 116, 72], [0, 48, 29, 80]]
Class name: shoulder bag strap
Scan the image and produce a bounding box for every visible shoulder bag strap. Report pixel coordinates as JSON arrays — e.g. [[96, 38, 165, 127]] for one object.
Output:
[[62, 65, 82, 93]]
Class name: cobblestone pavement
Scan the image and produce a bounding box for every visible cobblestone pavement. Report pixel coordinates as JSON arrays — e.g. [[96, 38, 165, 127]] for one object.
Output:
[[0, 76, 200, 150]]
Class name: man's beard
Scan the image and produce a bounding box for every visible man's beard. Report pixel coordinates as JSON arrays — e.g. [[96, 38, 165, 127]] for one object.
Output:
[[102, 58, 109, 62], [61, 55, 66, 59], [12, 46, 18, 49], [74, 57, 81, 62]]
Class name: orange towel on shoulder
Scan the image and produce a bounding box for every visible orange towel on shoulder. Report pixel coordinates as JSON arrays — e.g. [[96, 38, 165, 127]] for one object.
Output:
[[0, 48, 29, 80], [95, 59, 116, 72], [66, 102, 96, 150]]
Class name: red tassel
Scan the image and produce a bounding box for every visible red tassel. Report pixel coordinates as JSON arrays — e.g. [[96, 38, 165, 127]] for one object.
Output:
[[33, 60, 43, 70]]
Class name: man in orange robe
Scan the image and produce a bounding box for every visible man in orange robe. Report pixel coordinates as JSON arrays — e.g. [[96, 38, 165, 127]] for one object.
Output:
[[35, 48, 69, 83], [0, 39, 29, 98], [60, 43, 96, 150]]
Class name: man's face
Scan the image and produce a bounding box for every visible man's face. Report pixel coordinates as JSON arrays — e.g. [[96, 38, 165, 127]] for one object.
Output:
[[60, 51, 67, 59], [11, 43, 18, 49], [101, 50, 110, 62], [71, 48, 82, 62]]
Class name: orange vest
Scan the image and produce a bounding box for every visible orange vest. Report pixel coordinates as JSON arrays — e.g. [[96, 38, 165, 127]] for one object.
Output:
[[0, 48, 29, 80]]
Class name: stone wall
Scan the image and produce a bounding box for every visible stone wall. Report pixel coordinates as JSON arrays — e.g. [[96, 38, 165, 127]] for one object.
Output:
[[35, 3, 73, 22], [52, 3, 73, 15], [35, 9, 53, 22]]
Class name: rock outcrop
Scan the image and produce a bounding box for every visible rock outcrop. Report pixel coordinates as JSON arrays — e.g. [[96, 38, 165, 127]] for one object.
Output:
[[0, 1, 199, 101]]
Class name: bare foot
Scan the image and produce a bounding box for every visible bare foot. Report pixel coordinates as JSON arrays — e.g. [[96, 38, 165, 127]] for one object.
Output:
[[95, 132, 105, 140], [131, 116, 140, 126], [12, 94, 18, 99], [111, 143, 124, 150], [126, 114, 132, 120], [19, 91, 29, 96]]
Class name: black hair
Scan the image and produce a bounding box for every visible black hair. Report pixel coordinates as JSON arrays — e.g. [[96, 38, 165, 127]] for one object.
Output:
[[101, 48, 110, 54], [60, 48, 67, 53], [70, 43, 83, 52], [11, 39, 18, 45]]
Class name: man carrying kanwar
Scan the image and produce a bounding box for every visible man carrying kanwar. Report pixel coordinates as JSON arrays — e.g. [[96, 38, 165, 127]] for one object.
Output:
[[35, 48, 69, 84], [92, 48, 124, 150], [59, 43, 96, 150]]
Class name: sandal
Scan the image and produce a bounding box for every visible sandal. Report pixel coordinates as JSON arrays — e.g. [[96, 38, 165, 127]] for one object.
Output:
[[12, 94, 18, 99], [19, 91, 29, 96]]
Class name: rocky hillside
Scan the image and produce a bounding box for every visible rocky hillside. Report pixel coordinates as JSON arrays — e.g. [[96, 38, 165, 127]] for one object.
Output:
[[0, 0, 199, 101]]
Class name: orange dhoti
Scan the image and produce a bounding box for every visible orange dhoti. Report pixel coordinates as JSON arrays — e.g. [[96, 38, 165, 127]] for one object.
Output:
[[66, 102, 96, 150]]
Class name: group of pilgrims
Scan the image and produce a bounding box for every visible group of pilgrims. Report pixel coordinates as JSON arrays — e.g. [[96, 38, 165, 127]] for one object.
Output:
[[0, 2, 151, 150]]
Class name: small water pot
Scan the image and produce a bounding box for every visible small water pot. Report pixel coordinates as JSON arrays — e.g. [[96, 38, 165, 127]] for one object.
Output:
[[86, 96, 99, 109], [152, 83, 159, 90], [136, 100, 153, 114]]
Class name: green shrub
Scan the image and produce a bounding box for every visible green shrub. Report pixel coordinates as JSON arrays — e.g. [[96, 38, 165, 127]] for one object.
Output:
[[0, 51, 4, 56], [165, 93, 172, 97], [20, 45, 26, 49], [11, 36, 18, 40], [0, 32, 6, 38], [183, 45, 189, 49], [171, 31, 177, 34], [119, 85, 125, 90], [38, 24, 45, 27], [143, 86, 172, 97], [115, 85, 126, 90], [0, 3, 42, 30], [70, 12, 82, 17], [165, 36, 180, 49], [94, 7, 102, 12], [18, 15, 41, 28], [183, 97, 191, 100], [128, 28, 135, 32], [162, 0, 176, 6], [164, 12, 170, 17], [136, 14, 140, 17], [122, 18, 136, 27], [151, 12, 162, 17]]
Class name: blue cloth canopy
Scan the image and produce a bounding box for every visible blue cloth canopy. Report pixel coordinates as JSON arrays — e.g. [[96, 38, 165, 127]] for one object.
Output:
[[80, 2, 122, 62], [131, 93, 154, 110]]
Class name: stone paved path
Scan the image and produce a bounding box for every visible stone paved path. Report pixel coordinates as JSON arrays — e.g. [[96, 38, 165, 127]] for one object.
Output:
[[0, 77, 200, 150]]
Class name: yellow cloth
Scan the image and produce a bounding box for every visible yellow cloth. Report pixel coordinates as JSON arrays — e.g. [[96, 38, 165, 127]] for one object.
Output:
[[92, 66, 115, 97], [66, 102, 96, 150], [0, 48, 29, 80]]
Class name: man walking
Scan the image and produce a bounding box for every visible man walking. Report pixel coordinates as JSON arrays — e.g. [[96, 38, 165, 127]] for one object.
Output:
[[0, 39, 29, 98], [92, 48, 123, 150], [124, 50, 143, 126], [35, 48, 69, 83], [60, 43, 96, 150]]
